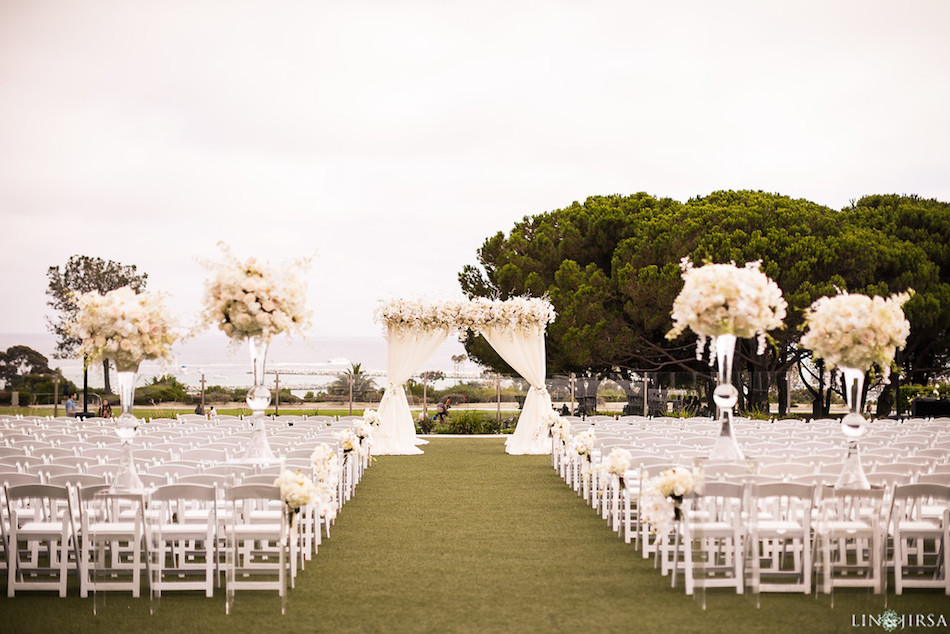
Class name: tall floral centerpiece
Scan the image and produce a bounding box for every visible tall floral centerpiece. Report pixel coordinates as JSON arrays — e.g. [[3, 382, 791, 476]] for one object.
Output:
[[71, 286, 178, 491], [801, 290, 912, 488], [667, 259, 787, 461], [201, 244, 311, 464]]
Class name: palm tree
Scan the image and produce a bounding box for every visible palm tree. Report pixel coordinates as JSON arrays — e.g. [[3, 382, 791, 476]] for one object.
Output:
[[328, 363, 379, 401]]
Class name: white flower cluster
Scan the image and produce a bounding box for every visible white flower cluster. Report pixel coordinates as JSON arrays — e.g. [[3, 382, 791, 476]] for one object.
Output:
[[310, 443, 341, 519], [667, 258, 787, 357], [571, 428, 596, 458], [70, 286, 178, 372], [539, 409, 571, 443], [355, 419, 373, 442], [639, 466, 702, 536], [594, 447, 633, 492], [801, 290, 912, 380], [463, 296, 557, 333], [274, 468, 319, 511], [373, 298, 465, 333], [200, 244, 311, 343], [374, 296, 556, 334], [362, 408, 381, 428], [335, 428, 362, 455]]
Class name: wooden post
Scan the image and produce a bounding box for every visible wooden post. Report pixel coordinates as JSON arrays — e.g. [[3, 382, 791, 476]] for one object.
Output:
[[200, 373, 206, 413], [348, 373, 353, 416], [643, 374, 649, 417], [422, 376, 429, 420], [570, 372, 576, 416], [275, 372, 280, 415], [53, 375, 60, 417], [496, 374, 502, 424]]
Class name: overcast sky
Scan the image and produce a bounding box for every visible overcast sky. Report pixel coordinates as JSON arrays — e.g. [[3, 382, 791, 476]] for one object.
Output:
[[1, 0, 948, 343]]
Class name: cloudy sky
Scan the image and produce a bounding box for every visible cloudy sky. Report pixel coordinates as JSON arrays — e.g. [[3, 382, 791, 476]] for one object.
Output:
[[1, 0, 948, 342]]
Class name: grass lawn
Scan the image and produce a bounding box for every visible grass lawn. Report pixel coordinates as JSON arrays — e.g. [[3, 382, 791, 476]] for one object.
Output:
[[1, 438, 947, 633]]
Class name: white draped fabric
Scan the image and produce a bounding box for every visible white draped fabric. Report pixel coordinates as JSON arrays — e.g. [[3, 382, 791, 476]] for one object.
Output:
[[481, 325, 552, 455], [374, 326, 448, 455]]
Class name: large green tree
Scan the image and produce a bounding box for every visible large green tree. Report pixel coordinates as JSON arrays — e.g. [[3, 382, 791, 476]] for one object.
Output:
[[46, 255, 148, 394], [0, 345, 52, 389], [461, 190, 946, 416]]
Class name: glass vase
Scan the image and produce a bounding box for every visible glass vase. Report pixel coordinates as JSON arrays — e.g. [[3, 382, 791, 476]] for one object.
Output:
[[238, 336, 277, 464], [111, 366, 144, 492], [709, 334, 745, 461], [835, 366, 870, 489]]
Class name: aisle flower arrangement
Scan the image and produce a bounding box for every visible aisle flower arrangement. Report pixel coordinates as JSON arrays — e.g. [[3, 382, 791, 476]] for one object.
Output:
[[335, 428, 361, 456], [595, 447, 633, 491], [539, 410, 570, 443], [274, 468, 319, 526], [200, 243, 311, 343], [666, 258, 786, 357], [363, 408, 381, 429], [70, 286, 178, 371], [639, 466, 702, 536], [571, 428, 596, 461], [801, 290, 912, 381]]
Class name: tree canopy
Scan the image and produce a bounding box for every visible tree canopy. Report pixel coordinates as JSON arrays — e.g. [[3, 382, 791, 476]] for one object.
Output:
[[460, 191, 948, 415], [46, 255, 148, 394]]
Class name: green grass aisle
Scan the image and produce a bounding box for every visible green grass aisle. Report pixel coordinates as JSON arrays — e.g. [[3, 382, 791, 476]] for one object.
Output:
[[1, 438, 948, 633]]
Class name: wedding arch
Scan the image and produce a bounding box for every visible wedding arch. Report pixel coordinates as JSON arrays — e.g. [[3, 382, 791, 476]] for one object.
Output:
[[372, 297, 556, 456]]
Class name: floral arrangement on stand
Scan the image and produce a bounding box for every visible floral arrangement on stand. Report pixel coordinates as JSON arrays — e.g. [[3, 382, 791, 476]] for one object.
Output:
[[639, 466, 702, 536], [199, 243, 311, 343], [801, 290, 913, 382], [666, 258, 787, 358], [274, 468, 319, 528], [70, 285, 178, 371]]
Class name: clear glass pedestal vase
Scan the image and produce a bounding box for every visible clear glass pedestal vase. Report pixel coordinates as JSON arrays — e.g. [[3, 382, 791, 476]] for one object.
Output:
[[835, 366, 870, 489], [709, 334, 745, 461], [238, 336, 277, 464], [111, 367, 144, 492]]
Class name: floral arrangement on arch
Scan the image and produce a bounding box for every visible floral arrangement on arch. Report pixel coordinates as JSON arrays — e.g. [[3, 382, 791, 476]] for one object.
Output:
[[200, 243, 311, 343], [639, 466, 702, 536], [373, 298, 464, 333], [70, 286, 178, 372], [801, 290, 912, 382], [373, 296, 556, 334], [666, 258, 787, 358], [462, 296, 557, 334]]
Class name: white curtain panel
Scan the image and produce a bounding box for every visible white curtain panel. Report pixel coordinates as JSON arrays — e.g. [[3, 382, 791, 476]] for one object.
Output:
[[375, 326, 448, 455], [481, 325, 552, 455]]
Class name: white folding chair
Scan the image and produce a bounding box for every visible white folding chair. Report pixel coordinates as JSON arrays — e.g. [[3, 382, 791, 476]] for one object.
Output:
[[77, 487, 148, 601], [888, 483, 950, 595], [813, 486, 886, 597], [4, 483, 75, 597], [224, 484, 289, 615], [148, 483, 218, 601], [747, 482, 815, 594]]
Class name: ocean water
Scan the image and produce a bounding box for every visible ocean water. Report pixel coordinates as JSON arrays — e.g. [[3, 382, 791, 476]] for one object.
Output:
[[0, 332, 475, 394]]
